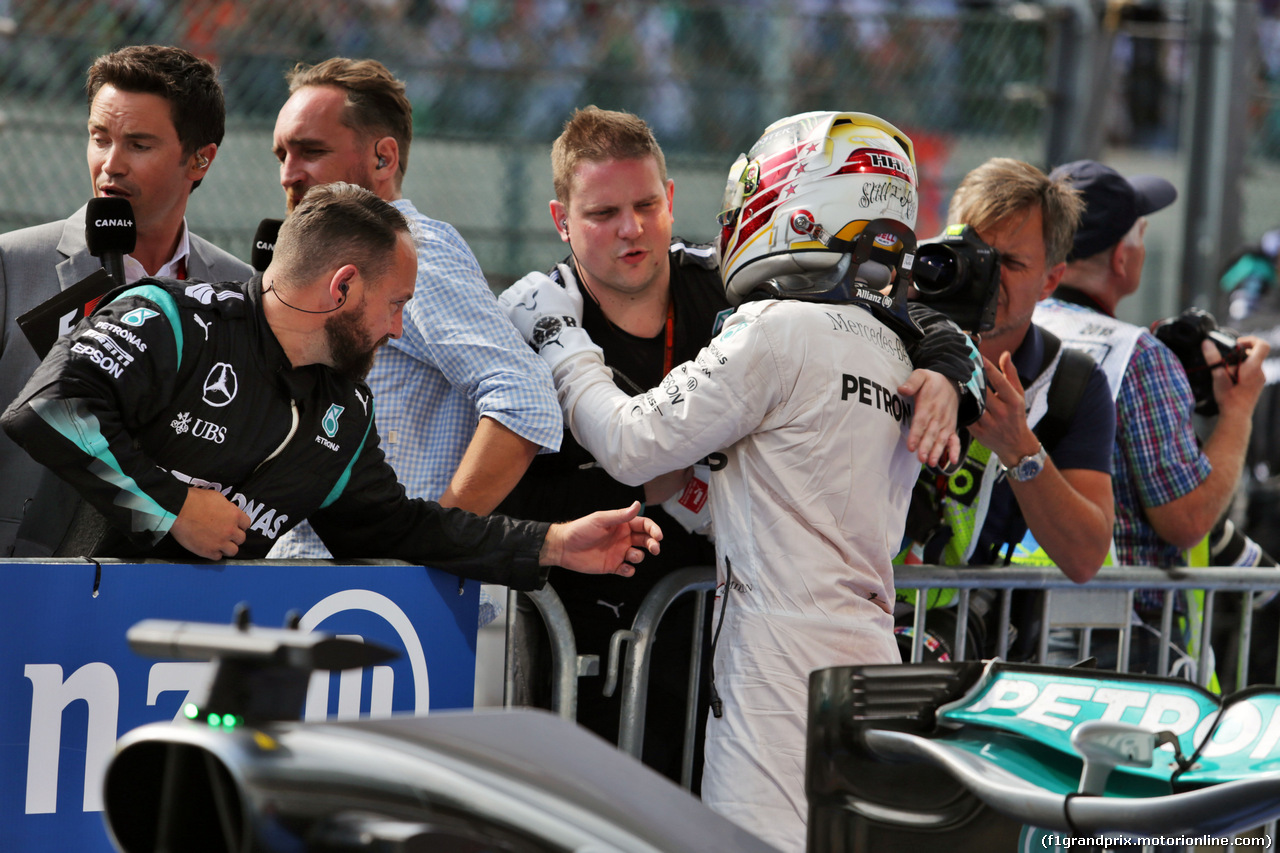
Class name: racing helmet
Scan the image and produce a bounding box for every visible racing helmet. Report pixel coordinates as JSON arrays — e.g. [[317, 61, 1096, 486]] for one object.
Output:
[[717, 111, 920, 310]]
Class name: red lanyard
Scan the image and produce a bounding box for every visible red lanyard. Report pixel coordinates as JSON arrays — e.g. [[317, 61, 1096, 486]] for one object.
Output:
[[663, 298, 675, 376], [578, 261, 675, 376]]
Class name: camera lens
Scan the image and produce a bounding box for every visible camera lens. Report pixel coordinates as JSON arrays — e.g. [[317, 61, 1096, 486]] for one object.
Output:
[[913, 245, 964, 297]]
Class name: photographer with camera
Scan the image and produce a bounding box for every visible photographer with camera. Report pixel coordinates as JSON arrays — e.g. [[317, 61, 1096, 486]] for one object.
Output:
[[902, 158, 1116, 591], [1034, 160, 1271, 675]]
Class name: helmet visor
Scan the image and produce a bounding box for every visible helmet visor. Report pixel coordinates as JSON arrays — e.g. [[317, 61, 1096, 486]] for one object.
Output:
[[717, 153, 749, 228]]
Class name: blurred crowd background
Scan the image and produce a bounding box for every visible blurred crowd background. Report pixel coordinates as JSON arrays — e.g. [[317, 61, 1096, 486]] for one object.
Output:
[[0, 0, 1276, 327]]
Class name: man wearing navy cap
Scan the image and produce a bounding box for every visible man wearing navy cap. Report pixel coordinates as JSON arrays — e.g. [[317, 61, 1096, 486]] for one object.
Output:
[[1035, 160, 1270, 672]]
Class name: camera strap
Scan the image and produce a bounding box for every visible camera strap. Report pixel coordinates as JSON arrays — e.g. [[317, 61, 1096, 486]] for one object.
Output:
[[990, 329, 1096, 565], [1033, 329, 1096, 456]]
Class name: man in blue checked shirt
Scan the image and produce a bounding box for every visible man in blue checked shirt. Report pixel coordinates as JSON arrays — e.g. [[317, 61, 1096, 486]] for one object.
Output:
[[267, 58, 562, 564], [1035, 160, 1270, 673]]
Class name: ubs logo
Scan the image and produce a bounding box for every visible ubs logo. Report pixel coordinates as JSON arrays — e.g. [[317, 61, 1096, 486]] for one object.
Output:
[[202, 363, 238, 407]]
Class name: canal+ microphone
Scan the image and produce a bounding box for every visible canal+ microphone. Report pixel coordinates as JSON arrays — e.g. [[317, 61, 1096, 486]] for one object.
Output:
[[251, 218, 283, 272], [85, 197, 136, 288]]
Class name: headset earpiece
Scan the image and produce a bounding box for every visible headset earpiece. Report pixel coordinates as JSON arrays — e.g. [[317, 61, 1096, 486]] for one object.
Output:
[[376, 155, 388, 169]]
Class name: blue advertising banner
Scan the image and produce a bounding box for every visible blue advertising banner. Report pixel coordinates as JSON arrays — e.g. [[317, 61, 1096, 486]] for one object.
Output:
[[0, 559, 479, 853]]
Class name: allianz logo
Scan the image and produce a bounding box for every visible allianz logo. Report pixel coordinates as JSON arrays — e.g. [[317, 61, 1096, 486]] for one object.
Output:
[[22, 589, 430, 815]]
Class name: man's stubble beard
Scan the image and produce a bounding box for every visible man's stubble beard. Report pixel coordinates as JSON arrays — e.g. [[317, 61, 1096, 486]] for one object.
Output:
[[324, 309, 386, 381]]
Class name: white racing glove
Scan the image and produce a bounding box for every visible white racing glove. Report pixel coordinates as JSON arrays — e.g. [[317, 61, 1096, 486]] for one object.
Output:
[[551, 262, 584, 315], [498, 268, 600, 370]]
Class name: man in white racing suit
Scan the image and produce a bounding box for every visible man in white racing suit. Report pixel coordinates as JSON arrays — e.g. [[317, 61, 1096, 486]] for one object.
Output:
[[501, 112, 970, 853]]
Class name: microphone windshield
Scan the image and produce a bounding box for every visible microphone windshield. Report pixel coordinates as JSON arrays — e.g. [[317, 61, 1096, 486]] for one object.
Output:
[[251, 218, 284, 272], [85, 197, 137, 257]]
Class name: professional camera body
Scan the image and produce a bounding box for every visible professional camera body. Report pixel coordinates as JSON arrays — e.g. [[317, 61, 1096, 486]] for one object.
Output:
[[1150, 306, 1247, 416], [910, 224, 1001, 334]]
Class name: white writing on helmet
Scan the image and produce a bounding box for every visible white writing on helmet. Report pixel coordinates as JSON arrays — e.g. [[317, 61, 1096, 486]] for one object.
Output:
[[860, 178, 917, 221], [864, 151, 914, 180]]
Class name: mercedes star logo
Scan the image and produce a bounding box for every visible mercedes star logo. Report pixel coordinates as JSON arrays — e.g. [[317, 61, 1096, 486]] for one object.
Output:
[[202, 362, 238, 407]]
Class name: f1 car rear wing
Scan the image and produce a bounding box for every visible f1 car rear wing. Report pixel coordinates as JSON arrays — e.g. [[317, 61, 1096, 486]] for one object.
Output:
[[807, 659, 1280, 851]]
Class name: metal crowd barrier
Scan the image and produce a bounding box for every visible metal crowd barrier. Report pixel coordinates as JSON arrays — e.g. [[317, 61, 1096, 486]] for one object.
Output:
[[502, 584, 594, 720], [897, 565, 1280, 690], [503, 563, 1280, 798], [504, 566, 715, 790], [601, 566, 714, 790]]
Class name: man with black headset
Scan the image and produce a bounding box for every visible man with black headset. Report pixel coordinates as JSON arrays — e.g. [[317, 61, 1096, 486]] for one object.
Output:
[[3, 183, 661, 587], [497, 106, 731, 788], [267, 58, 562, 567]]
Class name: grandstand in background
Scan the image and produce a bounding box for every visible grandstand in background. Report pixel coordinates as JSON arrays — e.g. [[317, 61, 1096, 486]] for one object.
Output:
[[0, 0, 1276, 324]]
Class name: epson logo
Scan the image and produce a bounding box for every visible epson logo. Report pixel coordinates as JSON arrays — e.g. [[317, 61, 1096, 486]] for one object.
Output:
[[94, 219, 134, 228], [70, 341, 125, 378], [20, 590, 430, 815]]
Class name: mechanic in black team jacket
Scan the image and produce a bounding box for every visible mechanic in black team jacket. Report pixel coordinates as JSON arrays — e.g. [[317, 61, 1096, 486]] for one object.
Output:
[[1, 182, 660, 588]]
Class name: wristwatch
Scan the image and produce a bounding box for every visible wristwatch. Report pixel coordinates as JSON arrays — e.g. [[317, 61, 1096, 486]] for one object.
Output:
[[1002, 443, 1047, 482]]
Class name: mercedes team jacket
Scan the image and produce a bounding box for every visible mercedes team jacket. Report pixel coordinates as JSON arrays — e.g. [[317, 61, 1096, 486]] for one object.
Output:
[[0, 276, 550, 588]]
